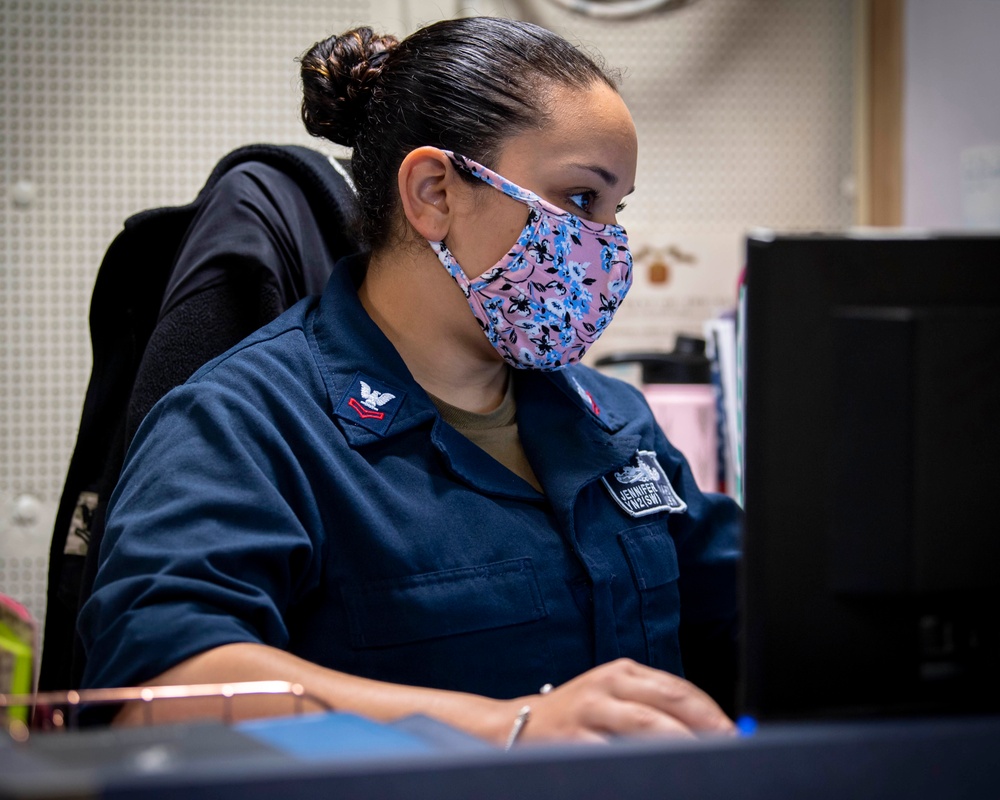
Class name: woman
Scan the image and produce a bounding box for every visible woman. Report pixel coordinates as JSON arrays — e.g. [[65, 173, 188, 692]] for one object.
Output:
[[79, 16, 742, 746]]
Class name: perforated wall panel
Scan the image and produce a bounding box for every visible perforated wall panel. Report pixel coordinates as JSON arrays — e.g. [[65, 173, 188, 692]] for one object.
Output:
[[517, 0, 856, 357], [0, 0, 371, 643], [1, 0, 854, 646]]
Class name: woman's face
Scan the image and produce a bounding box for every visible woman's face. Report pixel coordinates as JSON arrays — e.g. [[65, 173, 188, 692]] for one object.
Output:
[[446, 80, 638, 280]]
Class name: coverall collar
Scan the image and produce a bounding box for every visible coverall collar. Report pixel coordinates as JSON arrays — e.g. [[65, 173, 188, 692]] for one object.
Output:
[[310, 255, 638, 499]]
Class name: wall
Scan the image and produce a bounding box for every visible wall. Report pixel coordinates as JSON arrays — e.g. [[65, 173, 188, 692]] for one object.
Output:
[[903, 0, 1000, 228], [0, 0, 855, 635]]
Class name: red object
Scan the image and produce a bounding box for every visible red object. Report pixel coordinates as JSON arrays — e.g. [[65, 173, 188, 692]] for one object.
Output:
[[348, 397, 385, 420]]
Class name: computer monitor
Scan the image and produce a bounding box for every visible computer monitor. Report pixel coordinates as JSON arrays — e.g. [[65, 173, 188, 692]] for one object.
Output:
[[740, 231, 1000, 720]]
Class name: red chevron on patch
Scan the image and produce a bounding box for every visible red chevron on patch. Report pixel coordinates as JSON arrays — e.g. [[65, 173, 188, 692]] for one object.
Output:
[[348, 397, 385, 420]]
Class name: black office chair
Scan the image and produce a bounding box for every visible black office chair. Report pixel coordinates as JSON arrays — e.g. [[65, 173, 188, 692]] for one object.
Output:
[[39, 144, 362, 692]]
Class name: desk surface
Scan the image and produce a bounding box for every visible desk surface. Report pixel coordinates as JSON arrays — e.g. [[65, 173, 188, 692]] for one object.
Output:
[[2, 714, 999, 800]]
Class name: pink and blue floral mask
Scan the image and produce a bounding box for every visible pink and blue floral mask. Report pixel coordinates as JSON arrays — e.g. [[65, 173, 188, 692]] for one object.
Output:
[[429, 151, 633, 371]]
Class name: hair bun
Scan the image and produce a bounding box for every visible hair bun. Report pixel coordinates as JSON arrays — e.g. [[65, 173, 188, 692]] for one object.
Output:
[[300, 27, 399, 148]]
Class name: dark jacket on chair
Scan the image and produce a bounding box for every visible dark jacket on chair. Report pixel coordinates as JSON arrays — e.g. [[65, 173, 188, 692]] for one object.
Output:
[[40, 143, 361, 692]]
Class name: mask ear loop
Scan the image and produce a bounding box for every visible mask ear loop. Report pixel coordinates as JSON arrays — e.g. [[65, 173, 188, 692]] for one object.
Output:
[[435, 151, 538, 281], [442, 151, 628, 238], [440, 151, 546, 209], [432, 151, 474, 276], [440, 150, 487, 190]]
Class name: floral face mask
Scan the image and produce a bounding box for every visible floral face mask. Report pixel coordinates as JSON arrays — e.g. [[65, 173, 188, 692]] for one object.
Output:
[[429, 151, 633, 371]]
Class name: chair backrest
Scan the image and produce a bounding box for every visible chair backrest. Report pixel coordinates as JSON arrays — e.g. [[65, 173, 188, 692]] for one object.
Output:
[[39, 144, 361, 691]]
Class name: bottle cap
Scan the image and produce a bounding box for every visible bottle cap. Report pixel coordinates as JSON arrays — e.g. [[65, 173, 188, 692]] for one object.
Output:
[[594, 335, 711, 384]]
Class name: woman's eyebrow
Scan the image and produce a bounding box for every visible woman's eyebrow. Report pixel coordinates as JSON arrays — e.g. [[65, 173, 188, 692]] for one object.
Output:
[[571, 163, 619, 185], [571, 163, 635, 194]]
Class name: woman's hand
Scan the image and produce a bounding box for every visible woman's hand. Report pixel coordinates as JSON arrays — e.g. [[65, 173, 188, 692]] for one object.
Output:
[[113, 645, 732, 748], [506, 658, 735, 744]]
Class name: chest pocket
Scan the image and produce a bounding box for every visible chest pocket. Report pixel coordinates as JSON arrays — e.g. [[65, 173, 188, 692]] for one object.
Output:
[[342, 557, 547, 648], [619, 523, 682, 671]]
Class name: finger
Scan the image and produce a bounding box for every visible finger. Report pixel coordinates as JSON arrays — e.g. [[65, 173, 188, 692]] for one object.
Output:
[[606, 662, 735, 734], [581, 697, 696, 739]]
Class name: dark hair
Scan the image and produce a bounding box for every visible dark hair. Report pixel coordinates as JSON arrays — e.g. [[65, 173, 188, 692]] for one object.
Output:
[[300, 17, 618, 250]]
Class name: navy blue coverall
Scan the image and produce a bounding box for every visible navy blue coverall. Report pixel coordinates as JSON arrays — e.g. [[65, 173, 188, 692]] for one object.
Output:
[[79, 255, 742, 706]]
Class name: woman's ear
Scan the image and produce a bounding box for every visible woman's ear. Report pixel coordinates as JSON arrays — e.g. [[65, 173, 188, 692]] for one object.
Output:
[[397, 147, 461, 242]]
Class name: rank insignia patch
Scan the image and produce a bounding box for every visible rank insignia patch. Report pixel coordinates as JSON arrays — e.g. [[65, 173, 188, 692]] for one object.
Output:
[[601, 450, 688, 518], [335, 372, 405, 436]]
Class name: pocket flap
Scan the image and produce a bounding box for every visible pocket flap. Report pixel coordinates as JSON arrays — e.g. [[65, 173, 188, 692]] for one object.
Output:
[[342, 557, 547, 648], [620, 525, 680, 590]]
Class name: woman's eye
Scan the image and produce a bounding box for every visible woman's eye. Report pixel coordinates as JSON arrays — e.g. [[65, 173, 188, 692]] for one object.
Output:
[[568, 191, 594, 213], [615, 201, 628, 214]]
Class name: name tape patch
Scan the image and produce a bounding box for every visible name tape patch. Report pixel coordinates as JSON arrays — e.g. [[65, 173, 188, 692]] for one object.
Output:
[[334, 372, 405, 436], [601, 450, 688, 518]]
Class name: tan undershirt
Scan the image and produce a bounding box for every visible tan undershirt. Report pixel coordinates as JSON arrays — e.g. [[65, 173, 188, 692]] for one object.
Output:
[[429, 380, 543, 493]]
